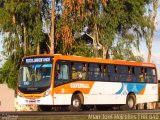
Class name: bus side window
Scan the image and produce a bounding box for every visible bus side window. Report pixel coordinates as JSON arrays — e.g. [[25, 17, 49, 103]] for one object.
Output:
[[71, 62, 83, 80], [104, 65, 109, 81], [146, 68, 156, 83], [72, 63, 77, 80], [96, 64, 102, 80], [132, 67, 141, 82], [127, 67, 132, 82], [118, 66, 128, 82], [81, 63, 87, 80], [55, 62, 70, 86], [108, 65, 118, 82], [139, 67, 145, 82], [144, 68, 148, 82], [71, 62, 88, 80], [88, 63, 101, 81]]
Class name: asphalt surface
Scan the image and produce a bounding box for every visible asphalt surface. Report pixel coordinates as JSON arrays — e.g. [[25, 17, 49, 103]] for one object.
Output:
[[1, 109, 160, 116]]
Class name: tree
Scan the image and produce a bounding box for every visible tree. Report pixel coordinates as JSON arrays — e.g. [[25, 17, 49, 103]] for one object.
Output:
[[147, 0, 159, 63], [90, 1, 151, 60], [0, 0, 45, 89], [0, 56, 18, 89], [54, 0, 86, 54], [0, 0, 46, 55], [43, 0, 152, 60]]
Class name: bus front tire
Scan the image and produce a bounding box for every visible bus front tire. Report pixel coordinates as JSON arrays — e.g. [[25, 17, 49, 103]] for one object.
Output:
[[126, 94, 136, 109], [70, 94, 82, 111]]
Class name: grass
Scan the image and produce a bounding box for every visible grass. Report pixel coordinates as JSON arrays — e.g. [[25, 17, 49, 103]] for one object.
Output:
[[17, 115, 87, 120]]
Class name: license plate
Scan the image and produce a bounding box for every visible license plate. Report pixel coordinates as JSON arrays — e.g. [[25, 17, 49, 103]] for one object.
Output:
[[28, 99, 36, 103]]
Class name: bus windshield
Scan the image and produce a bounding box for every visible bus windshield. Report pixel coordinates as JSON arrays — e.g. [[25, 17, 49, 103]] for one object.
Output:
[[18, 63, 52, 89]]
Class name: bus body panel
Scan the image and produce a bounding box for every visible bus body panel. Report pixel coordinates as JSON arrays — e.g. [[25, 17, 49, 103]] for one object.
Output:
[[52, 82, 158, 105], [54, 94, 72, 105]]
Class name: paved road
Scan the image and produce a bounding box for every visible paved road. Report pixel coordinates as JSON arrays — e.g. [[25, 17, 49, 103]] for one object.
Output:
[[1, 110, 160, 119], [0, 109, 160, 116]]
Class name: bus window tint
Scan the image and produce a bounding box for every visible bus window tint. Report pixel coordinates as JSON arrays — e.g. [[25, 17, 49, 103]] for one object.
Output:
[[81, 63, 87, 80], [88, 63, 102, 80], [139, 68, 145, 82], [59, 65, 69, 79], [127, 67, 132, 82], [132, 67, 141, 82], [134, 67, 141, 74], [108, 65, 118, 82], [118, 66, 128, 82], [71, 62, 83, 80], [146, 68, 156, 83], [55, 62, 70, 86], [104, 65, 109, 81]]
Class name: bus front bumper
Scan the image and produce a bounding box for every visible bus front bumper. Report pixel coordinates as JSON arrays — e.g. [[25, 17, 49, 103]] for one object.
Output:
[[17, 95, 53, 105]]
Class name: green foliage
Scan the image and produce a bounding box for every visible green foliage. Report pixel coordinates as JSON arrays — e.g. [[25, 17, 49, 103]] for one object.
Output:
[[0, 57, 18, 89], [84, 0, 151, 59], [72, 41, 95, 57], [0, 0, 45, 89]]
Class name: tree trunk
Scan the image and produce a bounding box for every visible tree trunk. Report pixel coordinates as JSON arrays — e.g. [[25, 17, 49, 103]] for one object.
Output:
[[102, 47, 107, 59], [36, 0, 42, 55], [37, 44, 40, 55], [13, 14, 26, 56], [12, 14, 20, 52], [50, 0, 55, 54], [93, 24, 98, 57], [23, 25, 27, 55], [94, 23, 108, 59], [147, 0, 159, 63]]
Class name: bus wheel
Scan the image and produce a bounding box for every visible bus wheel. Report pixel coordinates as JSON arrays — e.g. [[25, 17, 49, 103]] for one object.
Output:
[[70, 94, 82, 111], [126, 94, 136, 109], [38, 105, 52, 111]]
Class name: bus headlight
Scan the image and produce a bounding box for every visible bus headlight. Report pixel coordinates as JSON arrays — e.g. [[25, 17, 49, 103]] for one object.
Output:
[[44, 88, 51, 96], [18, 91, 22, 97]]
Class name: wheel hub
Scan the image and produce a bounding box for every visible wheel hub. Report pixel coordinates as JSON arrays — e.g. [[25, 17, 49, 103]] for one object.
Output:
[[73, 99, 80, 107], [128, 98, 134, 108]]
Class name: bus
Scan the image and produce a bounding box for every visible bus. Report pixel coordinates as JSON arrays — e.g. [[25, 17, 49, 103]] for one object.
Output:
[[17, 54, 158, 111]]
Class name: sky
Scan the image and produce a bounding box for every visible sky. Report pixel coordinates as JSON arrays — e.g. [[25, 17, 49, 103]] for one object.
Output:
[[0, 5, 160, 79]]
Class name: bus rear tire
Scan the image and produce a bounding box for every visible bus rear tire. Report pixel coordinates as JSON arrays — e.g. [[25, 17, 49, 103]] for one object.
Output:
[[70, 94, 82, 111], [126, 94, 136, 110], [38, 105, 52, 111]]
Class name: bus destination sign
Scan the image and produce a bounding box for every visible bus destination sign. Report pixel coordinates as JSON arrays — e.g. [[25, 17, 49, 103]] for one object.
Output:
[[25, 57, 51, 63]]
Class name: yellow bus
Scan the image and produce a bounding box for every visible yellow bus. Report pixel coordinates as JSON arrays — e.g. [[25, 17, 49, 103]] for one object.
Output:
[[17, 54, 158, 111]]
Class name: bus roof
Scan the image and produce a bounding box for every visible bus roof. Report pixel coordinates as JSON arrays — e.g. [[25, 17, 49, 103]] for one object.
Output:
[[23, 54, 156, 68]]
